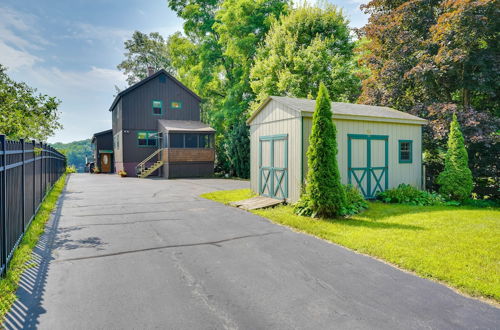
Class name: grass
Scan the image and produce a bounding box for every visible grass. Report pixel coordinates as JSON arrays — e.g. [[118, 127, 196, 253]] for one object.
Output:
[[201, 189, 500, 303], [0, 174, 67, 322]]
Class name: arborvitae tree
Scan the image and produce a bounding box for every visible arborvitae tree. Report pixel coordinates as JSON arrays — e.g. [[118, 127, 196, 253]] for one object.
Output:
[[303, 82, 345, 217], [436, 113, 473, 201]]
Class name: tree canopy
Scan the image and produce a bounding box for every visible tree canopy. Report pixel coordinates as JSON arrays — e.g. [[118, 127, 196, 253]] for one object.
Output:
[[250, 5, 362, 106], [0, 64, 62, 141], [358, 0, 499, 191], [117, 31, 175, 85]]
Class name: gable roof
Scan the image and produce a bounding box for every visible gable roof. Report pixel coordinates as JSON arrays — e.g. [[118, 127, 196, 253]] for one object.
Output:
[[108, 69, 201, 112], [247, 96, 427, 125], [91, 129, 112, 143], [158, 120, 215, 133]]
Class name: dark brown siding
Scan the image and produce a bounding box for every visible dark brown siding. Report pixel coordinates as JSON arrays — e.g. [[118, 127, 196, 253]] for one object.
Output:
[[119, 73, 201, 166], [122, 73, 200, 132]]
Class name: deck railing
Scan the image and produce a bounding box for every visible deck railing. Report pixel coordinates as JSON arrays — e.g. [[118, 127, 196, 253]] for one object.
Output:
[[0, 135, 66, 276]]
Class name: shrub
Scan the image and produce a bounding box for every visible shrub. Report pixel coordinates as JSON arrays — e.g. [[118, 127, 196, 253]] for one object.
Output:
[[65, 165, 77, 173], [436, 113, 473, 201], [299, 82, 345, 218], [341, 185, 368, 216], [377, 184, 445, 206], [294, 185, 368, 217]]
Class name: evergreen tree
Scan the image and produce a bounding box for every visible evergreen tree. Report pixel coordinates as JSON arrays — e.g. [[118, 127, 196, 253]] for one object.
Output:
[[437, 113, 473, 201], [303, 82, 345, 217]]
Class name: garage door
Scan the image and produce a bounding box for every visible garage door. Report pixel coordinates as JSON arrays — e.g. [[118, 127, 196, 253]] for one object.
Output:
[[348, 134, 388, 198], [259, 134, 288, 200]]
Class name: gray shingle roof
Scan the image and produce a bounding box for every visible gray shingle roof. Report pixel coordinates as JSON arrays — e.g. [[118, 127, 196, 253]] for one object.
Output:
[[268, 96, 426, 123], [158, 120, 215, 132]]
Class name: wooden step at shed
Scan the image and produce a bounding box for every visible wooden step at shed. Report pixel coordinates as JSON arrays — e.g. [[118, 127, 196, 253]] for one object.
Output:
[[230, 196, 284, 210]]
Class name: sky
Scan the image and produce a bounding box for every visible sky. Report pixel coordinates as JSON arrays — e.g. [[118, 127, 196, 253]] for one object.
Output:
[[0, 0, 369, 143]]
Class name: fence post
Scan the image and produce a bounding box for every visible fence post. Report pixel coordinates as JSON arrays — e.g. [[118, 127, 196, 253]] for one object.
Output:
[[20, 139, 25, 232], [0, 135, 7, 276], [32, 140, 36, 218]]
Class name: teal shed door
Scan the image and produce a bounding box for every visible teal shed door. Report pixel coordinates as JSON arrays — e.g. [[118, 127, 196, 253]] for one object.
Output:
[[348, 134, 388, 198], [259, 134, 288, 199]]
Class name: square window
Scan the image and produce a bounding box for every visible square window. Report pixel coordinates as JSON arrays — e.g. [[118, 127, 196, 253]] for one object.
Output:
[[152, 100, 162, 115], [170, 133, 184, 148], [170, 101, 182, 109], [185, 134, 198, 148]]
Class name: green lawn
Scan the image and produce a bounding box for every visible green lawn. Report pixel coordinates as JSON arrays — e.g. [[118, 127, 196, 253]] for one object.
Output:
[[0, 174, 67, 322], [201, 189, 500, 302]]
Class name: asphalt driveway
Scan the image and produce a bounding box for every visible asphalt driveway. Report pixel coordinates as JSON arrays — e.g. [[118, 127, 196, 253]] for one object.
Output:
[[4, 174, 499, 329]]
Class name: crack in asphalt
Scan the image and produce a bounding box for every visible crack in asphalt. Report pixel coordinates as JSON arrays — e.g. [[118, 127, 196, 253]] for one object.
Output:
[[54, 231, 282, 263]]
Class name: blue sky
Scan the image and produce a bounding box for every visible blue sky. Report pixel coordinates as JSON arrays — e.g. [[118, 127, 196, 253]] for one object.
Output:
[[0, 0, 369, 143]]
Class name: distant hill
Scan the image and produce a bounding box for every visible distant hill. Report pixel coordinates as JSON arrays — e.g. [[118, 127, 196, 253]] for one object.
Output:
[[52, 139, 93, 172]]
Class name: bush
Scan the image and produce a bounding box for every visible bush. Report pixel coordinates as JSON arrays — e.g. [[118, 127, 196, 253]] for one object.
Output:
[[377, 184, 445, 206], [436, 113, 473, 201], [66, 165, 77, 173], [300, 82, 345, 218], [341, 185, 368, 216], [294, 185, 368, 217], [462, 198, 499, 208]]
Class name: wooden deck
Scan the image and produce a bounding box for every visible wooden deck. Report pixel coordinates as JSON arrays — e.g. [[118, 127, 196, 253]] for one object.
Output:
[[230, 196, 283, 210]]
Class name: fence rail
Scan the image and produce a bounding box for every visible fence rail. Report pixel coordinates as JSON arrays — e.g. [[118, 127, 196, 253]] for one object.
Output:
[[0, 135, 66, 276]]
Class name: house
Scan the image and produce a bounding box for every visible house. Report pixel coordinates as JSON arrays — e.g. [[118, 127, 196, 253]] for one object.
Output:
[[91, 129, 113, 173], [93, 69, 215, 178], [247, 96, 427, 202]]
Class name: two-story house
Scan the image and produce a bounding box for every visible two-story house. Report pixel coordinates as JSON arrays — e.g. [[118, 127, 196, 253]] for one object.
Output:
[[92, 69, 215, 178]]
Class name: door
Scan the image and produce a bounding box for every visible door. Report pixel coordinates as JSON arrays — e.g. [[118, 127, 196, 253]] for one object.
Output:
[[259, 134, 288, 199], [100, 153, 111, 173], [348, 135, 388, 198]]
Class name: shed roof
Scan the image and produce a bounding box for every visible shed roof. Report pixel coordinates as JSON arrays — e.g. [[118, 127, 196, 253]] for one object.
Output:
[[158, 120, 215, 133], [248, 96, 426, 125], [108, 69, 201, 112]]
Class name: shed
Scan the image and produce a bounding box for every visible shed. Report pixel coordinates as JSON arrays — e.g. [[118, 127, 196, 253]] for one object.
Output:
[[247, 96, 427, 202]]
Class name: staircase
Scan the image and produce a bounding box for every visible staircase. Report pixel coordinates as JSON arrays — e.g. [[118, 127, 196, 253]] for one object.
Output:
[[136, 148, 165, 178]]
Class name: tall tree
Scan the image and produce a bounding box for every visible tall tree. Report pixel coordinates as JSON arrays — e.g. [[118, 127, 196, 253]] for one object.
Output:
[[437, 113, 473, 201], [250, 5, 362, 106], [358, 0, 499, 193], [0, 64, 62, 141], [303, 83, 345, 218], [117, 31, 174, 85], [166, 0, 289, 177]]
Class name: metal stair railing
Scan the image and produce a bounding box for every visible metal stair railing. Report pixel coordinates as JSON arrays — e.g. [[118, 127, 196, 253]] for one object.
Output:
[[135, 148, 165, 176]]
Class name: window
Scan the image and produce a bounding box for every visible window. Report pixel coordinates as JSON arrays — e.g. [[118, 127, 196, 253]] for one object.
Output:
[[159, 75, 166, 83], [137, 131, 158, 147], [152, 100, 163, 115], [168, 133, 214, 148], [199, 134, 213, 148], [399, 140, 412, 163], [170, 101, 182, 109], [170, 133, 184, 148], [113, 134, 120, 150], [185, 134, 198, 148]]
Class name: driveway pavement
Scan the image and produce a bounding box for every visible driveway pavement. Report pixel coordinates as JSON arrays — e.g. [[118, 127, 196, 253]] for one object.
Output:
[[3, 174, 499, 329]]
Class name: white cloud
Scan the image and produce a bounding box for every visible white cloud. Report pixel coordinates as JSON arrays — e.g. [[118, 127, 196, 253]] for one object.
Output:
[[63, 22, 132, 43], [0, 41, 41, 70]]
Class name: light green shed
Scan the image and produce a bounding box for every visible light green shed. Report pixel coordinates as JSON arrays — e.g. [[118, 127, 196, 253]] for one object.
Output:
[[247, 96, 427, 202]]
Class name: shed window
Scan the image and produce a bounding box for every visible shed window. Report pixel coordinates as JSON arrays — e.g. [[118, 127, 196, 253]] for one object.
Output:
[[170, 101, 182, 109], [152, 100, 163, 115], [137, 131, 158, 147], [399, 140, 412, 163]]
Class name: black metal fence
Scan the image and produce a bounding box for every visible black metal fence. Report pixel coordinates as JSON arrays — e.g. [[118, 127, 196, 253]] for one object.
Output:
[[0, 135, 66, 276]]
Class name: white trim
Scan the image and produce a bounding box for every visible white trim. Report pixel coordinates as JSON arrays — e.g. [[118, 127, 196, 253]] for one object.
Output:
[[300, 111, 427, 125]]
